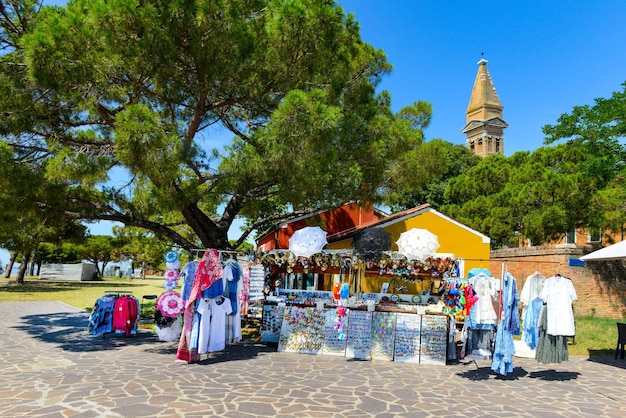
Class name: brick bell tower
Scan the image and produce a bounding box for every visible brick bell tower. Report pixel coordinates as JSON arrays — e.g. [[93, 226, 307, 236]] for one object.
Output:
[[462, 58, 508, 157]]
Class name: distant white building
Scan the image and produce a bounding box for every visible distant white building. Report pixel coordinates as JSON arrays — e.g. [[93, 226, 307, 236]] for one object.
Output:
[[104, 259, 133, 277], [39, 263, 97, 281]]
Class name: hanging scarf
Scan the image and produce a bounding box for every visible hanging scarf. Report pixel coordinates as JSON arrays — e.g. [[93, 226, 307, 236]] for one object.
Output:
[[193, 249, 224, 293]]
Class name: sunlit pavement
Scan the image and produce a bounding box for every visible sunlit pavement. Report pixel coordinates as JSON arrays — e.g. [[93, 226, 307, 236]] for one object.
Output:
[[0, 301, 624, 417]]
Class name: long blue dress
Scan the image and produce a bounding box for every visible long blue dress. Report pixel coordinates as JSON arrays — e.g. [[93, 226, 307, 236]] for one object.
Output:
[[491, 272, 520, 376]]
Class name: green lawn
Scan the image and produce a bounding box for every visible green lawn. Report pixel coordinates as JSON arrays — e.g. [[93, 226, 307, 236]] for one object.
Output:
[[0, 276, 164, 312], [0, 276, 621, 357], [572, 316, 619, 356]]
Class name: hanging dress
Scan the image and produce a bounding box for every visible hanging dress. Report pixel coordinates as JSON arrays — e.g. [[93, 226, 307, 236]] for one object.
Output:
[[180, 261, 198, 304], [491, 272, 520, 376], [535, 275, 577, 364], [176, 249, 224, 363], [463, 274, 497, 359], [88, 295, 117, 336], [208, 296, 233, 352], [519, 272, 545, 351]]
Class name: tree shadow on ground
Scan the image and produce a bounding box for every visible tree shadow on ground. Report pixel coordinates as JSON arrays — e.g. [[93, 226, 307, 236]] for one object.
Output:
[[15, 309, 278, 363], [13, 311, 160, 352], [586, 351, 626, 369]]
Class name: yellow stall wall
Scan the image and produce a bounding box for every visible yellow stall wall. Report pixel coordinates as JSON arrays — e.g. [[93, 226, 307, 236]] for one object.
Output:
[[326, 208, 490, 292]]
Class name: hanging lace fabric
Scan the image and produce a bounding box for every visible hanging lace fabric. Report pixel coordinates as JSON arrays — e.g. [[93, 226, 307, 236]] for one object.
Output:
[[535, 274, 577, 364], [462, 272, 498, 359]]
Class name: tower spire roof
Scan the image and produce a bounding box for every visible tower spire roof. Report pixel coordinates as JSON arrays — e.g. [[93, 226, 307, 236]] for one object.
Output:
[[466, 58, 503, 118]]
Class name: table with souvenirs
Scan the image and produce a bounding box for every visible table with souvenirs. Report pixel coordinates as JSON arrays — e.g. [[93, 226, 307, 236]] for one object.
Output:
[[260, 289, 452, 365]]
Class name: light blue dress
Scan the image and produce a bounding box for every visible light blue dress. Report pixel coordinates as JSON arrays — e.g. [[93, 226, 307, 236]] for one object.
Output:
[[491, 272, 520, 376]]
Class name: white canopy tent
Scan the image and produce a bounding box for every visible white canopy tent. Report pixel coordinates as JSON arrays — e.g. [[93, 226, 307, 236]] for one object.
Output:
[[579, 240, 626, 261], [39, 262, 97, 281]]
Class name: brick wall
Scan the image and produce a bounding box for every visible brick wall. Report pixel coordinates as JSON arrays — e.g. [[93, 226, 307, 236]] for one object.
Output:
[[489, 245, 626, 319]]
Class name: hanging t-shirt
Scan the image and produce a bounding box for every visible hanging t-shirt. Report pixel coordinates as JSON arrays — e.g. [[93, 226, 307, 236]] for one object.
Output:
[[208, 297, 233, 352], [540, 276, 577, 336]]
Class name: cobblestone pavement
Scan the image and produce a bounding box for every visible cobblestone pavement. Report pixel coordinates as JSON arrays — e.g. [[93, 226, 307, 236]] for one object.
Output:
[[0, 301, 624, 417]]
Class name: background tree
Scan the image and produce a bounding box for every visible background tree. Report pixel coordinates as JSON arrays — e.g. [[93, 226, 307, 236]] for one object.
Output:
[[385, 138, 480, 211], [76, 235, 126, 278], [543, 82, 626, 239], [1, 0, 429, 254], [114, 226, 171, 276], [0, 140, 87, 282]]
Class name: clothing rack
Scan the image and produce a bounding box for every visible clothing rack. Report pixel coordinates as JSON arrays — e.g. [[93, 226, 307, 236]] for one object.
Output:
[[104, 290, 133, 296], [461, 258, 560, 264], [188, 248, 253, 262]]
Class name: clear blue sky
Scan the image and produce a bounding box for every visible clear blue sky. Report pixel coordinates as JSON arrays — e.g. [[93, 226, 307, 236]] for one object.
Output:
[[341, 0, 626, 154], [3, 1, 626, 267]]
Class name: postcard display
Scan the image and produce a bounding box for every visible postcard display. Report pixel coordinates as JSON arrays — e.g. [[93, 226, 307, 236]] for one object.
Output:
[[273, 304, 449, 365], [420, 314, 448, 365], [371, 312, 397, 361], [345, 310, 373, 359], [260, 304, 285, 343]]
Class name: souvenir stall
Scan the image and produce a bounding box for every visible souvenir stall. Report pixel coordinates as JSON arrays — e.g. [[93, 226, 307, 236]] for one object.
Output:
[[256, 227, 464, 365]]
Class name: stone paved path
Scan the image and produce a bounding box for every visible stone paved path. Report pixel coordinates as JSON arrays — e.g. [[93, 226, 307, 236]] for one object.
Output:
[[0, 301, 624, 417]]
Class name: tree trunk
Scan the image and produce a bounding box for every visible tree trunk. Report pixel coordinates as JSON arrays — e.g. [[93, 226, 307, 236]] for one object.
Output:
[[5, 251, 18, 279], [181, 203, 231, 250], [28, 246, 38, 276], [16, 250, 31, 285]]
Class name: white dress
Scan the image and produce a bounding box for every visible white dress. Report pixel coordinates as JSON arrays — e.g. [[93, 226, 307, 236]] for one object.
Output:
[[472, 275, 498, 325], [208, 297, 233, 352], [540, 276, 577, 336]]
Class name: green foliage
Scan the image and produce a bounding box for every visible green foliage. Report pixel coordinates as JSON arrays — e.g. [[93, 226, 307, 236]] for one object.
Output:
[[113, 226, 172, 272], [37, 242, 83, 264], [78, 235, 127, 277], [442, 144, 617, 247], [1, 0, 428, 252], [386, 139, 481, 211]]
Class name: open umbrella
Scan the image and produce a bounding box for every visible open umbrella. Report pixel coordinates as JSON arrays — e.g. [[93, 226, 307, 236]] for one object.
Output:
[[396, 228, 440, 261], [354, 228, 392, 261], [156, 290, 184, 318], [579, 240, 626, 261], [289, 226, 328, 258]]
